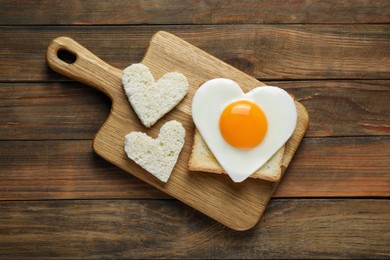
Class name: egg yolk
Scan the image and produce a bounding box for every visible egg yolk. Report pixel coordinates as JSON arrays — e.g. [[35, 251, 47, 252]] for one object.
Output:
[[219, 100, 267, 149]]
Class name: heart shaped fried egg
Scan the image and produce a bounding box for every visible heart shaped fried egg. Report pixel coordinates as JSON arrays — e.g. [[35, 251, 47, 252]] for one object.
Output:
[[192, 78, 297, 182]]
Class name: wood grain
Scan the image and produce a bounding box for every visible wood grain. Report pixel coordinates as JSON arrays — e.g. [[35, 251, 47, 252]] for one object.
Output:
[[0, 199, 388, 258], [1, 80, 388, 140], [0, 82, 110, 140], [280, 80, 390, 137], [0, 140, 166, 200], [1, 25, 389, 81], [276, 136, 390, 197], [44, 33, 308, 230], [1, 0, 389, 25], [1, 137, 388, 200]]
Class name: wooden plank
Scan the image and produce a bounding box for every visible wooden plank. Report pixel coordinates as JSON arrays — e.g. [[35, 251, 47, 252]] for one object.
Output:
[[0, 199, 388, 258], [0, 140, 167, 200], [1, 25, 389, 81], [1, 137, 389, 200], [1, 80, 388, 140], [0, 0, 389, 25], [0, 82, 110, 140], [280, 80, 390, 137], [275, 136, 390, 197]]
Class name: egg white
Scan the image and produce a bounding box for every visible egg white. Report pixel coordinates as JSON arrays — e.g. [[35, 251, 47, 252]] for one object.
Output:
[[192, 78, 297, 182]]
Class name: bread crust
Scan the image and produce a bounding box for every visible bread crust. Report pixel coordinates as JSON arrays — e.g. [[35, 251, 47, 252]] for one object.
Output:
[[188, 129, 284, 182]]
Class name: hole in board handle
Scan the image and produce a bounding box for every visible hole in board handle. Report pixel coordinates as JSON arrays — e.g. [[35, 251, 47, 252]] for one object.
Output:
[[57, 48, 77, 64]]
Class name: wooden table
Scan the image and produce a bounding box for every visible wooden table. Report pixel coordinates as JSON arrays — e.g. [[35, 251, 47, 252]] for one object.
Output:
[[1, 1, 389, 258]]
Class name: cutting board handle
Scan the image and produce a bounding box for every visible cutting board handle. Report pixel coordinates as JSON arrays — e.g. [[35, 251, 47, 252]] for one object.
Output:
[[46, 36, 122, 99]]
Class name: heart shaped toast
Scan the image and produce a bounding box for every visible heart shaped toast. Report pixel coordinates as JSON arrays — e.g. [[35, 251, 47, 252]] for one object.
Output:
[[124, 120, 185, 183], [122, 63, 189, 127]]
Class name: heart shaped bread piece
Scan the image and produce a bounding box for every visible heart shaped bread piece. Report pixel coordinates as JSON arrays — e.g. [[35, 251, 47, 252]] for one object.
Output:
[[192, 78, 297, 182], [122, 63, 189, 127], [124, 120, 185, 183]]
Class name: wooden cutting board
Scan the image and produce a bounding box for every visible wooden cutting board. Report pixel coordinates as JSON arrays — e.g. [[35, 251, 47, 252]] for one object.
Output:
[[46, 31, 309, 231]]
